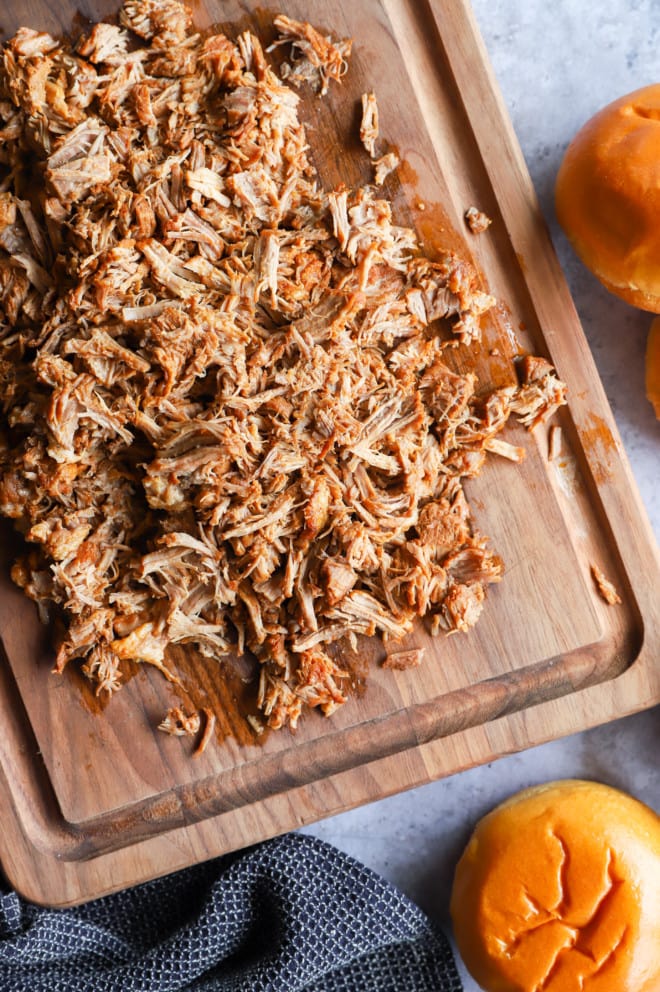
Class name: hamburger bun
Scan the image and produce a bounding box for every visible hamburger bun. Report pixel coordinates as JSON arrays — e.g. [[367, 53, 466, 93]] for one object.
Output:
[[450, 779, 660, 992], [555, 84, 660, 312]]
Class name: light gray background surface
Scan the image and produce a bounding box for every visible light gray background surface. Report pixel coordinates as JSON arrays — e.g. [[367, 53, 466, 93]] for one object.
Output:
[[304, 3, 660, 988]]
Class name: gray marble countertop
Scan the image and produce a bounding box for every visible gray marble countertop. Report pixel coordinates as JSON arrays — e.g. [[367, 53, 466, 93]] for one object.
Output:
[[304, 2, 660, 988]]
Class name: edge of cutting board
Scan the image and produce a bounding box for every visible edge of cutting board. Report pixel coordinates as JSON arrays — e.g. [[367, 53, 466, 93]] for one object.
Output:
[[0, 0, 658, 905]]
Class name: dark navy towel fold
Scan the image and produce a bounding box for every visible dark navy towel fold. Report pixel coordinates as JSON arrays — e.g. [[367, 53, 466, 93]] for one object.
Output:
[[0, 833, 462, 991]]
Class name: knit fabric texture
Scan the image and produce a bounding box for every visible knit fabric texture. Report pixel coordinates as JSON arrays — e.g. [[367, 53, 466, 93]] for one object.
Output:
[[0, 833, 462, 991]]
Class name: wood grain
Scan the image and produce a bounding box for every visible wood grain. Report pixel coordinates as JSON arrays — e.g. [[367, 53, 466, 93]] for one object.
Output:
[[0, 0, 658, 906]]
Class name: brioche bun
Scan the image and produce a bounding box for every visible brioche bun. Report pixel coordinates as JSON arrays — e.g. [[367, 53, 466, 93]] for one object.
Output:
[[555, 84, 660, 312], [450, 780, 660, 992]]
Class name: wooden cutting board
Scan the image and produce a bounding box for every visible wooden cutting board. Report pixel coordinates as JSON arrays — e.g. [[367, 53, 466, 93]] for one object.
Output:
[[0, 0, 658, 906]]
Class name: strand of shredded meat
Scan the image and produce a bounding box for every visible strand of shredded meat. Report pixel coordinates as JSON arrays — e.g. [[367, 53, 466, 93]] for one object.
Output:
[[0, 1, 566, 734], [269, 15, 352, 95]]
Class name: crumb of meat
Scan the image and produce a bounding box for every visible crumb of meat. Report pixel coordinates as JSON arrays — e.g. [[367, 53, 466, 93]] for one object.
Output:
[[247, 714, 265, 736], [76, 23, 131, 65], [512, 356, 568, 429], [465, 206, 492, 234], [270, 15, 352, 96], [360, 90, 379, 157], [382, 647, 425, 670], [193, 707, 215, 756], [483, 436, 525, 462], [373, 151, 400, 186], [158, 706, 201, 736], [548, 424, 562, 462], [0, 0, 567, 736], [120, 0, 192, 45], [590, 564, 622, 606]]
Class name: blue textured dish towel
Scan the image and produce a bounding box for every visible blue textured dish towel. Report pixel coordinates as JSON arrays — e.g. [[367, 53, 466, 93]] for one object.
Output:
[[0, 833, 462, 991]]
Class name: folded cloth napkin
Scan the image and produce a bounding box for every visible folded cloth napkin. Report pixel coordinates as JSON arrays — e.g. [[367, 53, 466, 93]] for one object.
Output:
[[0, 833, 462, 992]]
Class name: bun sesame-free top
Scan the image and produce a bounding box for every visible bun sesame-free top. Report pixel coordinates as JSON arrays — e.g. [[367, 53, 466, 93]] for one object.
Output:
[[450, 780, 660, 992], [556, 84, 660, 313]]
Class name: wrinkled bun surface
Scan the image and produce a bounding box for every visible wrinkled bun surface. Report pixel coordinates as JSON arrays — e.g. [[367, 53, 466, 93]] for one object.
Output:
[[450, 779, 660, 992], [556, 84, 660, 312]]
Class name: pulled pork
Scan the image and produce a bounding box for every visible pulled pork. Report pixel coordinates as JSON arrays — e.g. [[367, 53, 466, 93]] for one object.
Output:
[[270, 15, 352, 96], [465, 206, 491, 234], [0, 1, 566, 734], [360, 91, 379, 158], [590, 564, 621, 606]]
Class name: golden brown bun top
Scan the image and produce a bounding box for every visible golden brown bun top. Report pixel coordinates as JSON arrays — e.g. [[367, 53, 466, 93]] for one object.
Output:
[[555, 84, 660, 312], [450, 779, 660, 992]]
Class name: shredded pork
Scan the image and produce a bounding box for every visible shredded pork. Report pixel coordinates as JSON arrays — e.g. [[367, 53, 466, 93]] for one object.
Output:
[[0, 1, 567, 736], [360, 91, 379, 158], [382, 647, 425, 670], [194, 707, 215, 756], [270, 15, 352, 96], [373, 151, 400, 186], [548, 423, 562, 462], [158, 706, 201, 737], [590, 564, 622, 606], [465, 206, 492, 234]]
